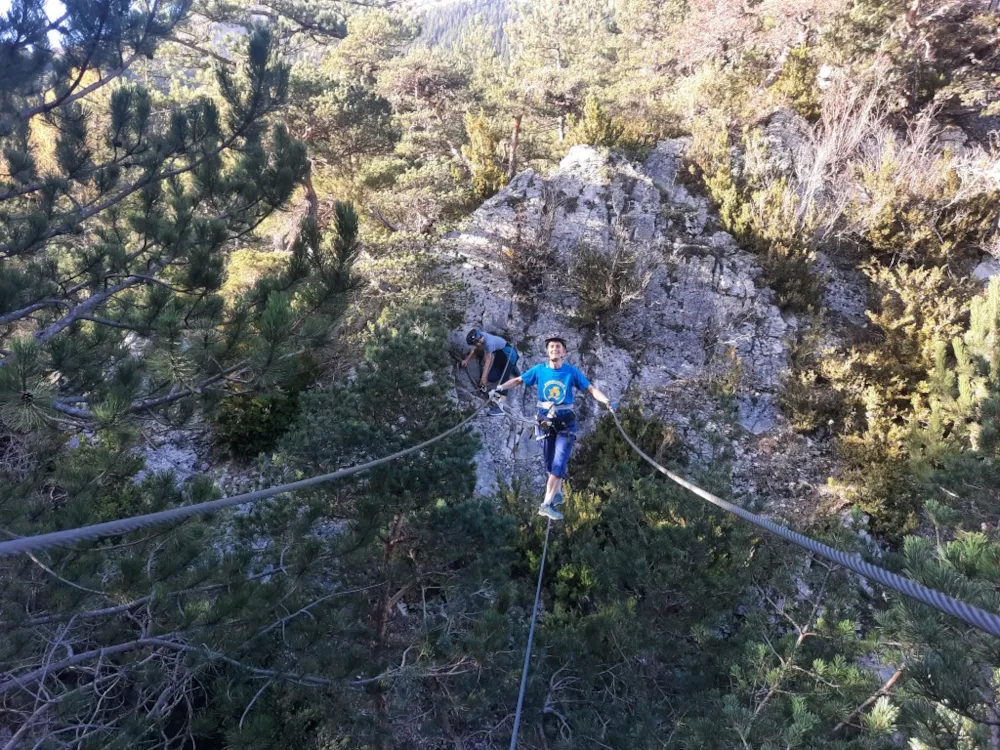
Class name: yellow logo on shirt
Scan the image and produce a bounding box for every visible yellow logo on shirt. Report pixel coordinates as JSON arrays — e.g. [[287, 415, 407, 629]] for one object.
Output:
[[543, 380, 567, 403]]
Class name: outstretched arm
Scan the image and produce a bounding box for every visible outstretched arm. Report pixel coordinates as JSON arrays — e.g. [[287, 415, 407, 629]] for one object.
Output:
[[496, 375, 523, 392], [587, 384, 614, 409]]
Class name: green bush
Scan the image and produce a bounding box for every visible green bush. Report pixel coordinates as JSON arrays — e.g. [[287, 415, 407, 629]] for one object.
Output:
[[212, 353, 322, 459], [853, 147, 998, 266], [461, 110, 507, 200], [697, 130, 823, 313], [571, 404, 686, 488], [568, 241, 650, 325], [780, 352, 845, 436], [567, 93, 626, 148], [837, 432, 920, 541], [213, 390, 303, 460], [771, 45, 822, 120]]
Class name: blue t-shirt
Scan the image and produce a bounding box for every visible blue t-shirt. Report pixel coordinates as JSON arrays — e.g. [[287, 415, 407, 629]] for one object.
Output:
[[521, 363, 591, 411]]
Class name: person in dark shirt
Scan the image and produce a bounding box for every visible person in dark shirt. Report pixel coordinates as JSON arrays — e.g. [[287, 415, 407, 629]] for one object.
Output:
[[494, 336, 615, 521], [462, 328, 520, 416]]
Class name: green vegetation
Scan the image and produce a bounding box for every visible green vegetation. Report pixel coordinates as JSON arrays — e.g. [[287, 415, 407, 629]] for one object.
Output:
[[3, 0, 1000, 746]]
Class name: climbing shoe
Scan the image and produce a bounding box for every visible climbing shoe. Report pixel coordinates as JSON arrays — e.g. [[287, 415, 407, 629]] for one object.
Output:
[[487, 403, 503, 416], [551, 490, 564, 507], [537, 503, 563, 521]]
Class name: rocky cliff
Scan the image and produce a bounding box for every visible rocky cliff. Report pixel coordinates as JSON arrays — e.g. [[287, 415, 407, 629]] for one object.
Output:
[[443, 141, 798, 499]]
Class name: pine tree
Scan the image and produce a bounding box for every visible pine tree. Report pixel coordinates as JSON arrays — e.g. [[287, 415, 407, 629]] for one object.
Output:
[[0, 2, 354, 428], [326, 8, 418, 87], [505, 0, 619, 143], [875, 501, 1000, 750], [909, 278, 1000, 525], [461, 110, 506, 199], [0, 6, 360, 745], [566, 93, 625, 148]]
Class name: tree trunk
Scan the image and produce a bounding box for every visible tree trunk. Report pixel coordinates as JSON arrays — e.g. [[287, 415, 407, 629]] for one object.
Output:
[[508, 113, 522, 179], [303, 161, 319, 228], [558, 113, 566, 142], [375, 513, 405, 645]]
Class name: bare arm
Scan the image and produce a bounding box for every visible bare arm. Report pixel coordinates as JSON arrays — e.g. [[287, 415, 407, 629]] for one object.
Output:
[[461, 342, 482, 367], [496, 375, 523, 392], [587, 384, 613, 408], [480, 351, 494, 386]]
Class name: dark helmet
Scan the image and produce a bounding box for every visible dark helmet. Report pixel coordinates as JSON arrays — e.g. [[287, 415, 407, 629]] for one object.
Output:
[[466, 328, 483, 346], [544, 335, 568, 349]]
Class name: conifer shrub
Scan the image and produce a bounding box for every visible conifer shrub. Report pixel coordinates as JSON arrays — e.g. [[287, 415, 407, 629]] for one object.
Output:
[[461, 110, 507, 199], [212, 355, 322, 459], [694, 126, 823, 312], [852, 144, 998, 266], [501, 237, 552, 300], [212, 390, 303, 459], [568, 240, 651, 326], [567, 93, 626, 149], [221, 249, 290, 302], [780, 319, 846, 435], [815, 266, 989, 535], [771, 45, 822, 121], [571, 405, 686, 488], [837, 432, 921, 540]]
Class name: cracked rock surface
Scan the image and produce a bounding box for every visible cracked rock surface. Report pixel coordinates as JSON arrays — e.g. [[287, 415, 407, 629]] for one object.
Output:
[[440, 141, 791, 496]]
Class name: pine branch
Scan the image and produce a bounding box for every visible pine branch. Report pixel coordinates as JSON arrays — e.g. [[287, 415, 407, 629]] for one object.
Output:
[[34, 275, 145, 343], [0, 635, 343, 697], [14, 0, 176, 124], [167, 34, 235, 67], [0, 124, 255, 257], [0, 639, 156, 697], [78, 315, 145, 332], [253, 583, 386, 640], [368, 205, 399, 232], [0, 181, 46, 202], [833, 668, 905, 733], [15, 52, 142, 123], [238, 679, 274, 729], [0, 299, 70, 326], [19, 598, 150, 627]]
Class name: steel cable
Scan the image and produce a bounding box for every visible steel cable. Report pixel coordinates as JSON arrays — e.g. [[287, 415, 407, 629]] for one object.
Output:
[[611, 411, 1000, 637], [0, 405, 487, 558], [509, 517, 553, 749]]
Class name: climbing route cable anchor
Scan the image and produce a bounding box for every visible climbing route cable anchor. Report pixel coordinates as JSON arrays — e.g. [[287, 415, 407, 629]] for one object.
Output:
[[611, 411, 1000, 637]]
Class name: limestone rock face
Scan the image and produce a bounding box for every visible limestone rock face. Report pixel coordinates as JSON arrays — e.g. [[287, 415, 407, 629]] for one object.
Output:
[[440, 141, 790, 495]]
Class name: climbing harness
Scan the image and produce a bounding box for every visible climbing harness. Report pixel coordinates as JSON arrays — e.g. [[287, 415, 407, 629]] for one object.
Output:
[[0, 404, 488, 557], [535, 407, 576, 436], [610, 410, 1000, 637], [509, 518, 552, 750]]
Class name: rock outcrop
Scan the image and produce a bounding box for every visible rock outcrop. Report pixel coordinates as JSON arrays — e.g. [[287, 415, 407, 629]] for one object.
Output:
[[441, 141, 791, 496]]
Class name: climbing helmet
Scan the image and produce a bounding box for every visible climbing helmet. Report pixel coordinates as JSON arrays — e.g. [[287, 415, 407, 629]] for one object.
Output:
[[544, 335, 568, 349]]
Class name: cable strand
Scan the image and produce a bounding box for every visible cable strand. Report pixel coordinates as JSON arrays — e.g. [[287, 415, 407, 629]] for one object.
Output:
[[509, 518, 552, 750], [610, 411, 1000, 638], [0, 404, 488, 558]]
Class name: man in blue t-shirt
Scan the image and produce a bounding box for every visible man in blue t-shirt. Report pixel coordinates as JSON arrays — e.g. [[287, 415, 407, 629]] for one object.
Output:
[[493, 336, 615, 521]]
